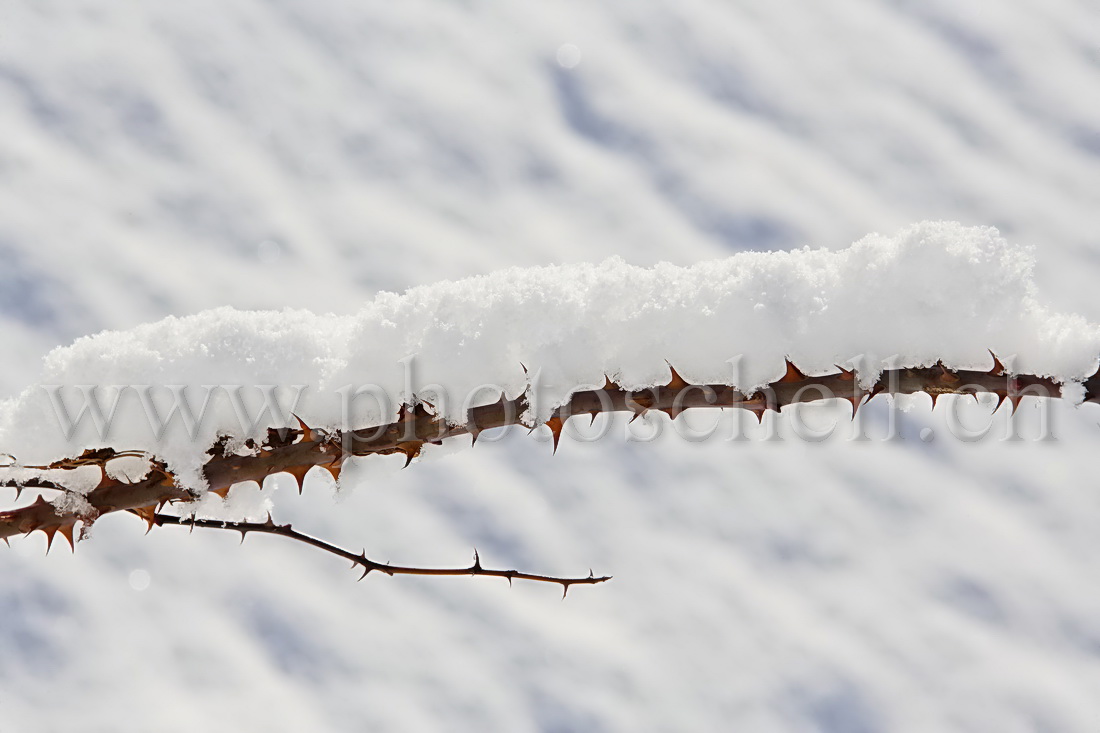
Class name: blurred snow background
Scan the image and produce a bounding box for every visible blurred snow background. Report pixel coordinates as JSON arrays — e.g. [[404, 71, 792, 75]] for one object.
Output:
[[2, 1, 1100, 731]]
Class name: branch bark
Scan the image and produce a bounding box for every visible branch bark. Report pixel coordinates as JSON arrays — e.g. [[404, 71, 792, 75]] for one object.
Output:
[[148, 512, 610, 595], [2, 359, 1095, 551]]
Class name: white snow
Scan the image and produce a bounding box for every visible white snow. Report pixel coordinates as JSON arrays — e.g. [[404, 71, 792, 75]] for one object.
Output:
[[1, 221, 1094, 490], [4, 2, 1100, 732]]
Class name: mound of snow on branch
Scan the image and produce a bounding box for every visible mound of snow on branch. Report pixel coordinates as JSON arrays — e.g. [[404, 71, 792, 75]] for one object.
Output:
[[0, 221, 1096, 488]]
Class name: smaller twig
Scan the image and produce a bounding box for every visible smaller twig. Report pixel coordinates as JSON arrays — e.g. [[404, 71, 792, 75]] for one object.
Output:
[[1, 476, 69, 501], [146, 511, 611, 596]]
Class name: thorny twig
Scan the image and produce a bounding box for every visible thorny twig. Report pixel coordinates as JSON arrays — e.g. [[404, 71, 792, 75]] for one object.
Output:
[[146, 511, 610, 596], [2, 355, 1098, 588]]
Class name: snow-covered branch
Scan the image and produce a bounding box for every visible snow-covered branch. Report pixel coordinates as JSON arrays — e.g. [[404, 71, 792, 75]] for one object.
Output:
[[1, 222, 1098, 586]]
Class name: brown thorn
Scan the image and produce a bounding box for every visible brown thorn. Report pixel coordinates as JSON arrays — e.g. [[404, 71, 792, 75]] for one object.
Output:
[[660, 406, 684, 421], [321, 457, 343, 484], [58, 522, 76, 552], [779, 358, 806, 384], [834, 364, 855, 381], [935, 361, 961, 383], [356, 552, 373, 581], [665, 362, 690, 391], [396, 441, 423, 468], [129, 505, 157, 534], [293, 414, 317, 443], [284, 464, 312, 494], [545, 415, 564, 454], [41, 525, 58, 554], [988, 350, 1006, 376], [95, 465, 112, 490]]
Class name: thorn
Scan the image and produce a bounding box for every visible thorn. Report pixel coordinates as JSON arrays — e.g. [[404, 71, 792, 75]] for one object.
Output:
[[2, 535, 8, 547], [322, 456, 343, 484], [41, 525, 58, 554], [396, 441, 424, 468], [263, 512, 276, 529], [779, 358, 806, 384], [95, 465, 112, 490], [284, 464, 312, 494], [471, 549, 482, 572], [562, 583, 570, 600], [660, 406, 685, 421], [470, 428, 480, 447], [843, 394, 864, 418], [545, 415, 564, 454], [935, 361, 961, 383], [988, 350, 1006, 376], [520, 362, 529, 377], [293, 414, 309, 440], [834, 364, 855, 381], [930, 393, 940, 410], [602, 375, 617, 391], [210, 485, 232, 499], [665, 362, 690, 391], [132, 505, 157, 534], [589, 411, 599, 427], [744, 403, 766, 424]]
